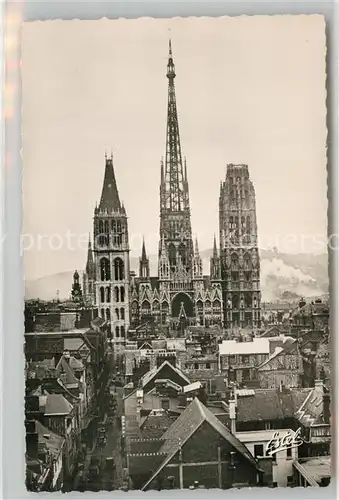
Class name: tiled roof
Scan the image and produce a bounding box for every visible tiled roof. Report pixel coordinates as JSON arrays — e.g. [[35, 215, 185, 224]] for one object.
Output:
[[259, 325, 282, 338], [142, 392, 181, 412], [150, 340, 167, 350], [43, 394, 73, 416], [258, 337, 298, 369], [236, 388, 311, 422], [35, 421, 64, 458], [55, 356, 79, 385], [69, 356, 84, 371], [127, 438, 165, 454], [295, 456, 331, 485], [63, 337, 86, 352], [166, 338, 186, 351], [142, 397, 260, 490], [295, 383, 326, 426], [140, 411, 176, 438], [141, 360, 190, 390], [292, 300, 329, 318]]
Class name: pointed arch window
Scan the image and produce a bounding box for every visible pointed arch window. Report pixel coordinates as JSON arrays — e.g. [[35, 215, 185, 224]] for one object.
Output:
[[106, 286, 111, 302], [121, 326, 125, 338], [100, 258, 110, 281], [120, 287, 125, 303], [115, 286, 119, 302], [101, 308, 105, 319], [168, 244, 176, 267], [178, 243, 187, 266], [99, 220, 104, 233], [213, 300, 221, 310], [112, 220, 117, 233], [115, 326, 120, 338], [120, 308, 125, 320], [104, 220, 109, 234], [142, 300, 151, 315], [231, 253, 239, 271], [246, 216, 251, 232], [114, 258, 124, 281], [115, 308, 120, 320], [117, 220, 122, 233], [244, 253, 251, 271], [100, 287, 105, 303], [106, 308, 111, 321]]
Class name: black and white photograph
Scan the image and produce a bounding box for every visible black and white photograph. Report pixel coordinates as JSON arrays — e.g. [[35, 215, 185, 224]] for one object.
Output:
[[22, 16, 330, 492]]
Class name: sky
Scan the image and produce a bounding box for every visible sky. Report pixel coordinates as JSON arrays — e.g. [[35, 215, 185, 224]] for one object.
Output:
[[22, 16, 327, 281]]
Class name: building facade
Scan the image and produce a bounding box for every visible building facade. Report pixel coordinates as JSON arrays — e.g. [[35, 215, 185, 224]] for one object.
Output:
[[82, 42, 265, 335], [219, 163, 261, 329]]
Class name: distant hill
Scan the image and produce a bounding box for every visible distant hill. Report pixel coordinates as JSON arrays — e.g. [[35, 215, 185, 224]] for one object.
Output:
[[25, 249, 328, 302]]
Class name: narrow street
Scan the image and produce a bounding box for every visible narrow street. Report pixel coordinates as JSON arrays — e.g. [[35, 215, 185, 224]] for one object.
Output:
[[78, 386, 125, 491]]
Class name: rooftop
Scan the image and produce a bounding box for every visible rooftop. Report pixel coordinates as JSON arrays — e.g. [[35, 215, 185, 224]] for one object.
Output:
[[141, 397, 260, 491], [236, 428, 293, 443], [25, 329, 88, 336], [294, 456, 331, 485], [219, 338, 269, 356]]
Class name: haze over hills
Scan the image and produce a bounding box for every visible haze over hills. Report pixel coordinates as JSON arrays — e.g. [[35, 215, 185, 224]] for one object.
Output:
[[25, 248, 328, 303]]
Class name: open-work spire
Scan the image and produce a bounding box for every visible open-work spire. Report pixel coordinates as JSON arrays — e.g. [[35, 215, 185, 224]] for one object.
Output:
[[163, 39, 186, 213]]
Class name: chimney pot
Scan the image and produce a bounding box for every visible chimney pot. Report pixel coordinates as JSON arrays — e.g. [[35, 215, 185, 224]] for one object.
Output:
[[315, 379, 324, 389]]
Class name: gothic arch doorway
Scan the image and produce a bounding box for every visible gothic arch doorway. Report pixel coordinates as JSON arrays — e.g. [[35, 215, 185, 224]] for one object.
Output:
[[171, 293, 194, 318]]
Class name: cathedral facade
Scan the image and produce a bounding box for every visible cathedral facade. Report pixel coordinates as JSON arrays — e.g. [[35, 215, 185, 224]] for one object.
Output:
[[81, 42, 261, 339]]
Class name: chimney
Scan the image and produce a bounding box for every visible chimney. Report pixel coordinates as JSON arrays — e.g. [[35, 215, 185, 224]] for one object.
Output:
[[25, 420, 38, 459], [315, 379, 324, 392], [229, 399, 236, 434], [161, 398, 170, 410], [323, 394, 330, 424]]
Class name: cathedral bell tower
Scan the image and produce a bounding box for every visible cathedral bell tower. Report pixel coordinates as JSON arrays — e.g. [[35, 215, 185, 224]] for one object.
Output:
[[219, 164, 261, 330], [93, 153, 130, 341]]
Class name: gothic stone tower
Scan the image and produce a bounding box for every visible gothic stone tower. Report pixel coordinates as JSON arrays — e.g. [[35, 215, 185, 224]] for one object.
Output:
[[93, 154, 130, 341], [158, 41, 195, 324], [83, 236, 95, 305], [219, 164, 261, 330]]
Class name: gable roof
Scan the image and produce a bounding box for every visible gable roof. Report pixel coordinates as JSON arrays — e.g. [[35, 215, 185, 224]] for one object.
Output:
[[141, 360, 190, 391], [42, 393, 73, 416], [141, 397, 260, 490], [55, 356, 79, 385], [259, 325, 282, 338], [35, 421, 64, 458], [295, 382, 326, 426], [258, 337, 298, 370], [236, 387, 311, 422]]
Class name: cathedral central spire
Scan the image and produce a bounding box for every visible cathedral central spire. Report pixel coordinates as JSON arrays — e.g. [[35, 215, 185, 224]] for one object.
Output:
[[163, 39, 186, 213]]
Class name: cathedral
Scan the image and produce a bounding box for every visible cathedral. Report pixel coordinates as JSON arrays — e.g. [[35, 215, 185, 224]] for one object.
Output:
[[81, 41, 261, 340]]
